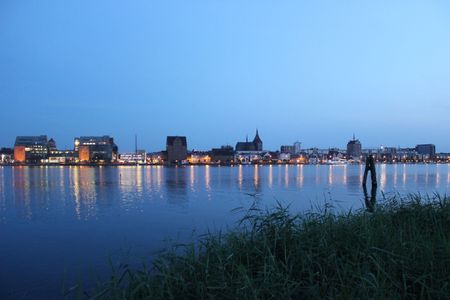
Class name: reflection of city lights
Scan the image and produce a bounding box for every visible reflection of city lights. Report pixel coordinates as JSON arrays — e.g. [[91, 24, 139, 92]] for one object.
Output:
[[72, 167, 81, 219], [238, 165, 243, 189], [136, 166, 143, 193], [155, 166, 162, 192], [205, 165, 211, 191], [316, 165, 320, 184], [189, 165, 195, 191], [297, 164, 304, 187], [380, 164, 386, 190], [145, 166, 152, 187], [359, 164, 364, 185], [328, 165, 333, 185], [254, 165, 260, 188], [403, 164, 407, 185], [436, 165, 440, 186], [284, 165, 289, 187], [268, 164, 273, 187], [393, 164, 398, 187], [343, 164, 347, 185], [448, 168, 450, 184]]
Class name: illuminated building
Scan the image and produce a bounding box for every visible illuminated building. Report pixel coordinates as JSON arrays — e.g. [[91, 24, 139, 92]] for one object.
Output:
[[14, 146, 26, 163], [13, 135, 52, 163], [346, 134, 362, 159], [166, 136, 187, 165], [78, 146, 90, 162], [119, 150, 146, 164], [74, 136, 118, 163], [47, 150, 77, 164], [279, 152, 291, 162], [147, 151, 165, 165], [0, 148, 14, 164], [187, 151, 211, 164], [211, 145, 234, 165], [235, 130, 264, 164]]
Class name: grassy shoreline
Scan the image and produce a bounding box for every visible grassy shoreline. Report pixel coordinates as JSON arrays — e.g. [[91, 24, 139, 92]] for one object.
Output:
[[84, 194, 450, 299]]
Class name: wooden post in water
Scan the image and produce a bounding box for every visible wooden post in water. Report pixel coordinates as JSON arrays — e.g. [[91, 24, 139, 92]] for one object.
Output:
[[362, 154, 377, 187], [363, 183, 377, 212], [363, 154, 377, 212]]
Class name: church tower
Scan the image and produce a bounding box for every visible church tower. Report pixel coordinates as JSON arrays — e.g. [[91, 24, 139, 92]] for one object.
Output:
[[253, 129, 263, 151]]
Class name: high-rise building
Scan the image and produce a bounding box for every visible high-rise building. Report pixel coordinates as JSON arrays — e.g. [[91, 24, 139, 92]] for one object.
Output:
[[346, 134, 362, 158], [415, 144, 436, 159], [166, 136, 187, 165], [14, 135, 52, 163], [294, 141, 301, 154], [74, 136, 118, 163]]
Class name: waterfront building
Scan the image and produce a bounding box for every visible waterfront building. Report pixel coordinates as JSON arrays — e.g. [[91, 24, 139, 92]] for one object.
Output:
[[280, 145, 295, 154], [436, 153, 450, 162], [291, 153, 308, 164], [235, 130, 264, 163], [235, 151, 265, 164], [379, 146, 397, 162], [13, 135, 52, 163], [46, 150, 77, 164], [346, 135, 362, 159], [328, 148, 344, 159], [266, 151, 279, 163], [235, 130, 263, 151], [0, 148, 13, 164], [396, 148, 418, 162], [147, 151, 165, 165], [211, 145, 234, 165], [119, 150, 146, 164], [166, 136, 187, 165], [416, 144, 436, 160], [279, 152, 291, 162], [187, 151, 211, 164], [74, 136, 118, 163]]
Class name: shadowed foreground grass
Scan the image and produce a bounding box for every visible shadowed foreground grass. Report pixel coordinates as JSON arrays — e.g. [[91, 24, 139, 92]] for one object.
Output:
[[85, 194, 450, 299]]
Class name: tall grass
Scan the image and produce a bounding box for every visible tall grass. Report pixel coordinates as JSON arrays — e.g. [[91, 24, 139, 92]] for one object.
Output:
[[83, 194, 450, 299]]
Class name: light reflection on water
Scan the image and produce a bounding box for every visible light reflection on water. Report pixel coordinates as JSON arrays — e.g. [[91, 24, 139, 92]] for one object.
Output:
[[2, 164, 450, 222], [0, 164, 450, 298]]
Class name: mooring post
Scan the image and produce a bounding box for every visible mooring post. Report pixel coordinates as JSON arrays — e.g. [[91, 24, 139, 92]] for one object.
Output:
[[363, 154, 377, 187]]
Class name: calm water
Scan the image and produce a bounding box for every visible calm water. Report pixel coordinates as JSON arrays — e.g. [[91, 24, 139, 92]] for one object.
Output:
[[1, 164, 449, 298]]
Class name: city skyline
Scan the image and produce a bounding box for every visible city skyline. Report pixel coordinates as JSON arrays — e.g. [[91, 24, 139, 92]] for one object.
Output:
[[0, 131, 442, 154], [1, 1, 450, 151]]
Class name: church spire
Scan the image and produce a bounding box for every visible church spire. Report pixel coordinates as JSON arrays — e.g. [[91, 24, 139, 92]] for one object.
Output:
[[253, 128, 263, 151]]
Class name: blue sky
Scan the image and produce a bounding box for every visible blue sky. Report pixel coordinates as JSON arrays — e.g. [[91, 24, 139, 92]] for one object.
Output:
[[1, 0, 450, 152]]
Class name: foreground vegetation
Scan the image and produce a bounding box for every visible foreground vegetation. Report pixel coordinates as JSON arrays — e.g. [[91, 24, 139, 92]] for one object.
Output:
[[83, 194, 450, 299]]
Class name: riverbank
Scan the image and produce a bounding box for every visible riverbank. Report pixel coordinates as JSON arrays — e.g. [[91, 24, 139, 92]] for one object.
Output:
[[84, 194, 450, 299]]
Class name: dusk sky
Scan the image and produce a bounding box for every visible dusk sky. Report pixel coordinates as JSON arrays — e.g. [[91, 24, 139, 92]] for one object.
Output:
[[1, 1, 450, 152]]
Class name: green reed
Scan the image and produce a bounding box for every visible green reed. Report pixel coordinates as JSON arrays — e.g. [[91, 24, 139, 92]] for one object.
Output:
[[77, 193, 450, 299]]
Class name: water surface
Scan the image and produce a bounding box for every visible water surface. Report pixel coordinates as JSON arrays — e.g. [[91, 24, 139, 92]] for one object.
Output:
[[1, 164, 449, 298]]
